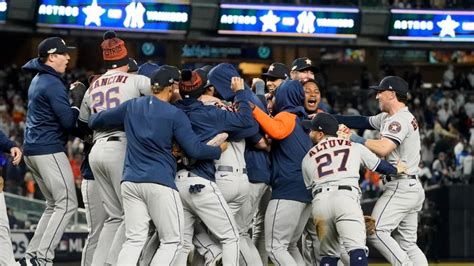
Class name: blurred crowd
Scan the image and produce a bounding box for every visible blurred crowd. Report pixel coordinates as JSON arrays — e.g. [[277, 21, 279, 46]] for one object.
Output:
[[0, 60, 473, 206]]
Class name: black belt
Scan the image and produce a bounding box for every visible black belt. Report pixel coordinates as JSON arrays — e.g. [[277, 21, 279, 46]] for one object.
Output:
[[385, 175, 417, 183], [187, 172, 199, 177], [93, 136, 122, 145], [216, 165, 247, 174], [106, 136, 122, 142], [313, 185, 352, 197]]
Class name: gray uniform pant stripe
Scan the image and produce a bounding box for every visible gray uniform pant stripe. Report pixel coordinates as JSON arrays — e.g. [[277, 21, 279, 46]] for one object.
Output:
[[24, 152, 78, 265], [117, 182, 184, 265], [81, 179, 106, 266], [265, 199, 311, 266]]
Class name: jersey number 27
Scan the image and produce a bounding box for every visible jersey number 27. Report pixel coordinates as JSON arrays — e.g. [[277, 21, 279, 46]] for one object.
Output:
[[314, 148, 349, 178]]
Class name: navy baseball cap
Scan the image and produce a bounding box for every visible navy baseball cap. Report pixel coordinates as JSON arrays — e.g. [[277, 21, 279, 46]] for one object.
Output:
[[291, 57, 319, 74], [151, 68, 175, 89], [138, 62, 160, 78], [302, 113, 339, 136], [159, 65, 180, 81], [38, 37, 75, 57], [370, 76, 408, 95], [128, 58, 139, 73], [262, 63, 289, 80]]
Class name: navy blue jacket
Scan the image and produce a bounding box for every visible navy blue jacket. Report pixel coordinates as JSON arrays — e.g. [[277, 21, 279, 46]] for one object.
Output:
[[268, 80, 313, 203], [174, 89, 258, 181], [89, 96, 221, 190], [208, 63, 271, 184], [22, 58, 79, 156]]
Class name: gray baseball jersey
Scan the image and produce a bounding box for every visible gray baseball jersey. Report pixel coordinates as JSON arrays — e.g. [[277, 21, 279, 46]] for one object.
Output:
[[79, 70, 150, 265], [302, 137, 381, 190], [302, 136, 372, 259], [368, 107, 420, 175], [79, 70, 151, 141], [367, 107, 428, 266]]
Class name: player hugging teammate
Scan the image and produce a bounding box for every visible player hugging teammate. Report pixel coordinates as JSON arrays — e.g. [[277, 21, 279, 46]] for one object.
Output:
[[6, 31, 429, 266]]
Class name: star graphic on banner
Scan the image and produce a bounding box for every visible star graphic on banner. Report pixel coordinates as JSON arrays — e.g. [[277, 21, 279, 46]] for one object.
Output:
[[437, 15, 459, 38], [260, 10, 280, 32], [83, 0, 106, 27]]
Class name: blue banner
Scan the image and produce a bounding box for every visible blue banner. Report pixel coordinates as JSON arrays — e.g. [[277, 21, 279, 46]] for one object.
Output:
[[389, 9, 474, 42], [0, 0, 6, 23], [37, 0, 190, 33], [218, 4, 359, 38]]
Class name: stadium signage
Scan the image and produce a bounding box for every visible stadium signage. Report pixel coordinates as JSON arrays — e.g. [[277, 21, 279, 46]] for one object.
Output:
[[37, 0, 190, 33], [218, 4, 359, 38], [181, 44, 272, 60], [389, 9, 474, 42], [0, 0, 7, 23]]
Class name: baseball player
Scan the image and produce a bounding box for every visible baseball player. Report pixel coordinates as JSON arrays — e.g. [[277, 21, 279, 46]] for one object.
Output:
[[77, 74, 106, 266], [290, 57, 318, 81], [302, 112, 406, 266], [289, 58, 321, 266], [20, 37, 86, 266], [301, 78, 322, 117], [334, 76, 428, 266], [80, 141, 107, 266], [262, 62, 289, 94], [173, 70, 258, 266], [251, 80, 313, 266], [0, 131, 22, 265], [192, 64, 266, 265], [78, 31, 151, 265], [209, 63, 273, 265], [88, 68, 224, 265]]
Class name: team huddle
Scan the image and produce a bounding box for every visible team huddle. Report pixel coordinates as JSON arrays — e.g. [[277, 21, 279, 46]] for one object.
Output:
[[0, 31, 428, 266]]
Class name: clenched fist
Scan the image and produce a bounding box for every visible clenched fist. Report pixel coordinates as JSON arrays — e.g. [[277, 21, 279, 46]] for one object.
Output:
[[337, 124, 352, 139]]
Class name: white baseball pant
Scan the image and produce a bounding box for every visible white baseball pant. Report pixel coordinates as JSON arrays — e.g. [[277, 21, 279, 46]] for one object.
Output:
[[174, 170, 239, 266], [0, 191, 16, 265], [24, 153, 78, 266], [368, 179, 428, 266], [81, 179, 107, 266], [89, 138, 126, 265], [265, 199, 311, 266], [118, 182, 184, 265]]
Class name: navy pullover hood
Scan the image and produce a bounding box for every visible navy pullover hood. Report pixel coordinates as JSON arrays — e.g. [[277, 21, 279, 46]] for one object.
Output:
[[23, 58, 65, 83], [208, 63, 252, 101], [208, 63, 272, 184], [273, 80, 307, 118], [22, 58, 80, 156]]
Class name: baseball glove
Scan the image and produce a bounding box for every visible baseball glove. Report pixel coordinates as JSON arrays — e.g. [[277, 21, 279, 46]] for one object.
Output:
[[364, 215, 376, 236]]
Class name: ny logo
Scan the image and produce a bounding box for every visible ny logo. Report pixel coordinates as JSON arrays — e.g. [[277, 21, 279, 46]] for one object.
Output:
[[296, 11, 316, 34], [124, 1, 146, 29]]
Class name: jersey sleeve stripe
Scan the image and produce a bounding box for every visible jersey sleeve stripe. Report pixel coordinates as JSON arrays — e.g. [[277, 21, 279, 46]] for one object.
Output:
[[371, 158, 381, 172], [383, 135, 401, 146], [368, 117, 376, 129]]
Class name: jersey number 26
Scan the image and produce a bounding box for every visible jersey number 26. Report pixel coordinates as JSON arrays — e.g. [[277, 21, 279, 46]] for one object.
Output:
[[91, 87, 121, 113]]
